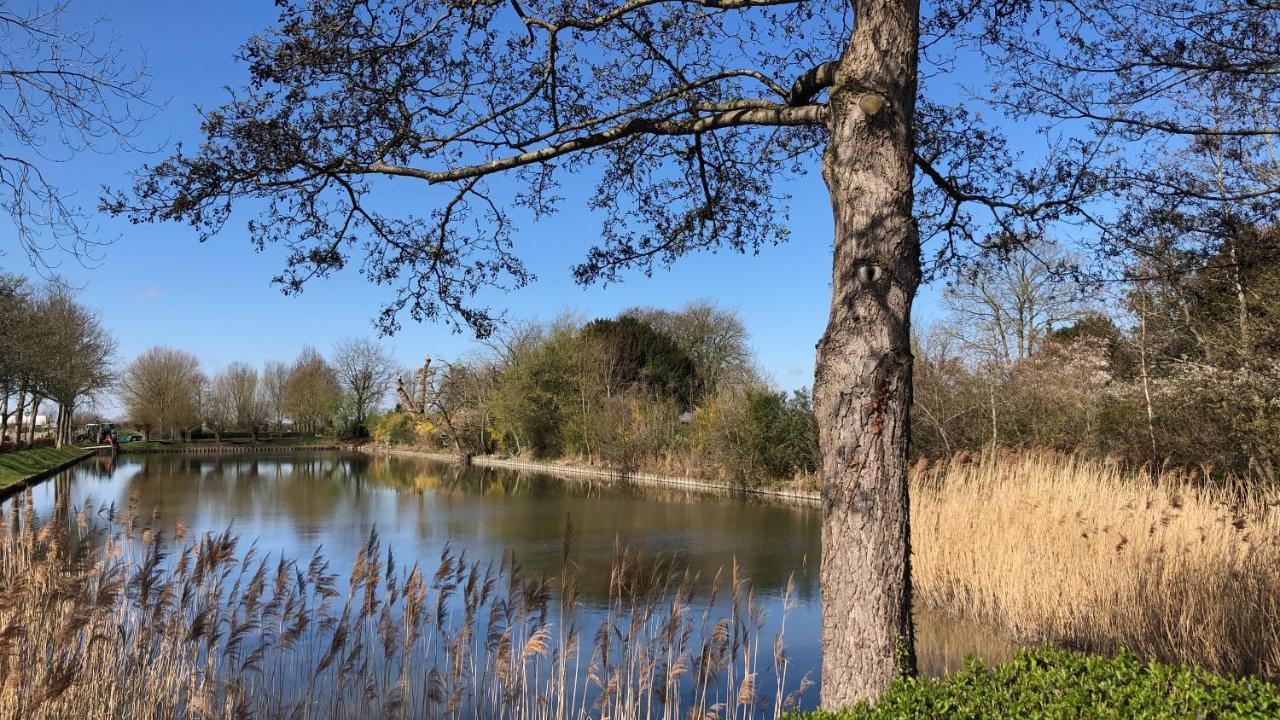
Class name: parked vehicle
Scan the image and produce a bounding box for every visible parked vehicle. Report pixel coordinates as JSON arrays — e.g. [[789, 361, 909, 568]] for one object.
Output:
[[74, 423, 116, 444]]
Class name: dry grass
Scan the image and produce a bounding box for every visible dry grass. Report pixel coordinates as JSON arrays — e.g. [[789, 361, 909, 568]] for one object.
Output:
[[912, 449, 1280, 679], [0, 490, 809, 719]]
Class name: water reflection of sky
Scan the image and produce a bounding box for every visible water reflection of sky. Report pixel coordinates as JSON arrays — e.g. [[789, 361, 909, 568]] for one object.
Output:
[[31, 452, 827, 713], [27, 452, 1016, 715]]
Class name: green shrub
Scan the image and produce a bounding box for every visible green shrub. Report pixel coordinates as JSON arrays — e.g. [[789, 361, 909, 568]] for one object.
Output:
[[793, 648, 1280, 719], [370, 412, 420, 446], [742, 388, 820, 480], [581, 315, 698, 407]]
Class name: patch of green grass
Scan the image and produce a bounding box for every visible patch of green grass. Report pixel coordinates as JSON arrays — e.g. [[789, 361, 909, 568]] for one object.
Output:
[[0, 446, 88, 489], [793, 648, 1280, 719]]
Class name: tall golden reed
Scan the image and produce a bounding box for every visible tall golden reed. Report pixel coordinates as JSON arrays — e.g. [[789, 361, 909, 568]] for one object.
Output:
[[911, 448, 1280, 678], [7, 448, 1278, 718]]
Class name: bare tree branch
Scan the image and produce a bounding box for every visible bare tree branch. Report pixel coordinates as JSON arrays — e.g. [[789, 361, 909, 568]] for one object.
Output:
[[358, 104, 827, 184], [0, 1, 152, 271]]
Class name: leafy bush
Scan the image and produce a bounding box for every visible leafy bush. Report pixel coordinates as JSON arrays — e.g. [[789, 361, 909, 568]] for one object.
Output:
[[581, 315, 699, 407], [793, 648, 1280, 719], [742, 388, 820, 480], [371, 412, 425, 446], [683, 387, 819, 486]]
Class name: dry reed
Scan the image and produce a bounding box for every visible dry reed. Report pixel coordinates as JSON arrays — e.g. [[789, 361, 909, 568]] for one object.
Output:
[[0, 488, 809, 719], [911, 448, 1280, 678], [10, 448, 1269, 717]]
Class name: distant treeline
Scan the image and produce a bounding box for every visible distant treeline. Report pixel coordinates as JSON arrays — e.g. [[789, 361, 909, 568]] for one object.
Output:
[[0, 274, 113, 450], [914, 229, 1280, 481], [374, 301, 821, 487], [386, 228, 1280, 486], [105, 221, 1280, 483], [116, 338, 399, 443]]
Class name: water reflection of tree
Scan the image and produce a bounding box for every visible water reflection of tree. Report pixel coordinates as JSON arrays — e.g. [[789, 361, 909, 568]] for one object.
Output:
[[114, 452, 821, 606], [360, 455, 823, 604]]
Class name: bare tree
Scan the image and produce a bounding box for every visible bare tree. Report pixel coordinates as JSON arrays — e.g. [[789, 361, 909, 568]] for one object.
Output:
[[633, 300, 753, 397], [0, 1, 151, 270], [420, 357, 475, 461], [331, 337, 397, 434], [261, 360, 290, 432], [283, 346, 339, 435], [120, 347, 203, 441], [910, 326, 980, 458], [202, 373, 232, 443], [207, 362, 267, 441], [969, 0, 1280, 285], [32, 280, 115, 447], [0, 274, 34, 445], [942, 239, 1086, 445], [0, 276, 112, 447], [944, 239, 1085, 367]]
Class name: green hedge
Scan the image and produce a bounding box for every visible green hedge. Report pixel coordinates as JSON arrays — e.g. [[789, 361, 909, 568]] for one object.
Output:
[[793, 648, 1280, 719]]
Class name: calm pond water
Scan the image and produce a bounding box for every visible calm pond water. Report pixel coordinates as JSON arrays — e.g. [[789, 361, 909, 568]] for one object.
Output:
[[23, 451, 1015, 713]]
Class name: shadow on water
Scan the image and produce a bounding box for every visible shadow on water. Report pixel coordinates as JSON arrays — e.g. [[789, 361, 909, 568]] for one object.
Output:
[[26, 451, 1020, 710]]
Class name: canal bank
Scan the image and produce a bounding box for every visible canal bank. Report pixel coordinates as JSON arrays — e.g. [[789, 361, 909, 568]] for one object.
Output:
[[365, 445, 821, 506], [119, 442, 352, 454], [0, 446, 96, 501]]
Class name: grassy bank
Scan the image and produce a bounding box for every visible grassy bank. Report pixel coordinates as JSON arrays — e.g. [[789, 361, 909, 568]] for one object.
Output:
[[0, 446, 88, 490], [372, 445, 822, 504], [794, 648, 1280, 719], [912, 449, 1280, 679]]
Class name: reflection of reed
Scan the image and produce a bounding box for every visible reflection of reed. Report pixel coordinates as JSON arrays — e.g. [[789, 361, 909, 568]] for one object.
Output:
[[0, 492, 813, 719], [913, 607, 1018, 678]]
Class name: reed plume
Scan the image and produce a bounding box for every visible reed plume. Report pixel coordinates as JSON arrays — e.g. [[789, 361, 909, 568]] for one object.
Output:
[[0, 489, 802, 719]]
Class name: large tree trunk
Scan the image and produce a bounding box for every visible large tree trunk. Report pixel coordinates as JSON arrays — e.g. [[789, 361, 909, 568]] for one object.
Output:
[[815, 0, 921, 707], [56, 402, 73, 449]]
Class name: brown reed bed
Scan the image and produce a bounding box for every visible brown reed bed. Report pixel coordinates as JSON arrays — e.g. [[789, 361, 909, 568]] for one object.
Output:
[[911, 448, 1280, 679], [0, 489, 810, 719]]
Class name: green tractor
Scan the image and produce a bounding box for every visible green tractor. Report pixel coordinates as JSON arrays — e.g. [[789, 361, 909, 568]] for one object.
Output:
[[75, 423, 115, 444]]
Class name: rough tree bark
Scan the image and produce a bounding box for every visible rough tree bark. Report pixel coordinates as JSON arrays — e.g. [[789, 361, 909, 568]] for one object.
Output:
[[814, 0, 920, 706], [55, 402, 74, 449]]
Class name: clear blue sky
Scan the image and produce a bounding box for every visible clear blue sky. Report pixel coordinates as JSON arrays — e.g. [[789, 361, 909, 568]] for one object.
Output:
[[5, 0, 963, 406]]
